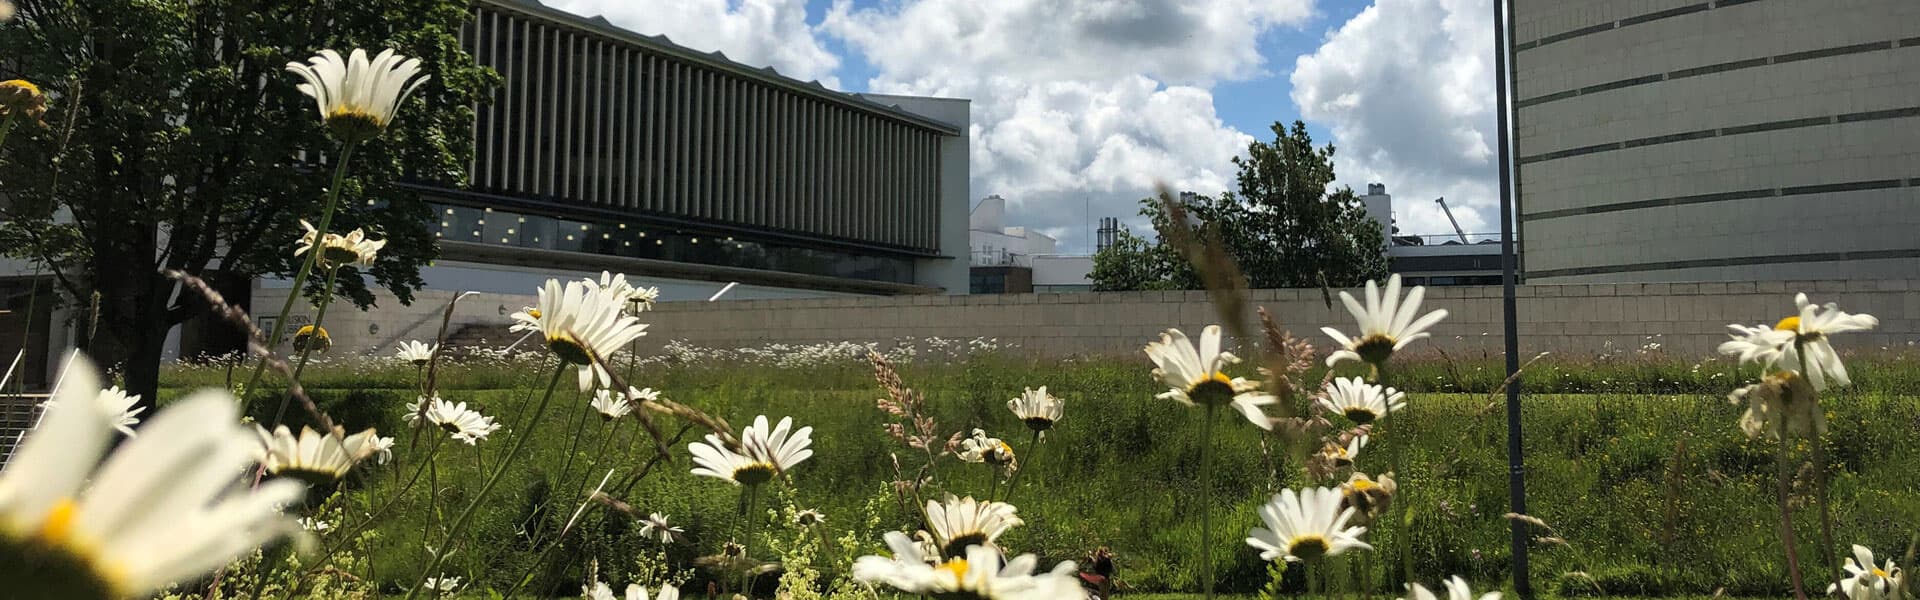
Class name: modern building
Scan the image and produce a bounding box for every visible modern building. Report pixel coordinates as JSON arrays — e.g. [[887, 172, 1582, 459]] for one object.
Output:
[[3, 0, 975, 373], [1511, 0, 1920, 283], [967, 195, 1058, 293], [1359, 184, 1505, 286]]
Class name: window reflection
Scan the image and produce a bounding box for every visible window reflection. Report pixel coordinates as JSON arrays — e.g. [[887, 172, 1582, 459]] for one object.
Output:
[[428, 202, 915, 284]]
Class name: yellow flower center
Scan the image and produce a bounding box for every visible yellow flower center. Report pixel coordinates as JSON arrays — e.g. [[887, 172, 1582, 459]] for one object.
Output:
[[1343, 407, 1378, 425], [547, 332, 595, 366], [1350, 479, 1376, 492], [732, 462, 776, 486], [3, 79, 42, 95], [324, 106, 386, 143], [1355, 335, 1397, 364], [35, 499, 78, 543], [936, 558, 971, 581], [1774, 316, 1800, 332], [941, 532, 990, 559], [527, 308, 542, 319], [1188, 372, 1238, 407], [1288, 535, 1331, 561]]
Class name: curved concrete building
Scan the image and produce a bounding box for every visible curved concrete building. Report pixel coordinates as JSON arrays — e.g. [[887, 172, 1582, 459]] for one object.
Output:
[[1513, 0, 1920, 282]]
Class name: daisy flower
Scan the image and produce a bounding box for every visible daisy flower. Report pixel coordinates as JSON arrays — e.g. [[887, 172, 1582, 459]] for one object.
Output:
[[1006, 386, 1064, 435], [794, 508, 826, 527], [0, 355, 303, 598], [585, 580, 617, 600], [1322, 274, 1448, 367], [295, 220, 386, 267], [1406, 576, 1501, 600], [367, 435, 396, 465], [625, 583, 678, 600], [925, 495, 1023, 559], [638, 512, 683, 544], [284, 48, 430, 143], [1718, 324, 1795, 371], [255, 424, 382, 484], [956, 429, 1018, 470], [405, 395, 501, 445], [425, 575, 463, 593], [396, 340, 437, 366], [1774, 293, 1879, 391], [626, 386, 661, 402], [511, 278, 651, 391], [1317, 377, 1404, 425], [1829, 544, 1904, 600], [687, 415, 813, 486], [852, 531, 1086, 599], [1339, 471, 1396, 523], [40, 385, 146, 437], [1143, 325, 1278, 429], [590, 388, 633, 420], [0, 78, 47, 124], [1246, 487, 1372, 562], [1318, 434, 1368, 469]]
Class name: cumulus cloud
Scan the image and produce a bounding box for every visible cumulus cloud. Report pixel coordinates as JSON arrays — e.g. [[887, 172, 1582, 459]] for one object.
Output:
[[540, 0, 841, 87], [1291, 0, 1497, 238], [824, 0, 1314, 251]]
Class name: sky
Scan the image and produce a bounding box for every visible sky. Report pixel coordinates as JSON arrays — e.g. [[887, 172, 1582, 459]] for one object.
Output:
[[542, 0, 1499, 253]]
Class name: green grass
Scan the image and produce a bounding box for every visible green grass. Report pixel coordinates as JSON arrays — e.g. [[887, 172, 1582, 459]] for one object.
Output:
[[166, 353, 1920, 598]]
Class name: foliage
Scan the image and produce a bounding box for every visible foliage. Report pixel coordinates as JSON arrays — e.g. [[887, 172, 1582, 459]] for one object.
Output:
[[0, 0, 497, 404], [158, 353, 1920, 596], [1090, 121, 1389, 291]]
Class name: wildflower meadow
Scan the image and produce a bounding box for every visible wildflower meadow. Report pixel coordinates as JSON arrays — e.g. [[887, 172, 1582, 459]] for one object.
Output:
[[0, 38, 1916, 600]]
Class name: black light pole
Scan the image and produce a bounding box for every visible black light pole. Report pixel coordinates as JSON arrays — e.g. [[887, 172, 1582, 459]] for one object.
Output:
[[1493, 0, 1531, 597]]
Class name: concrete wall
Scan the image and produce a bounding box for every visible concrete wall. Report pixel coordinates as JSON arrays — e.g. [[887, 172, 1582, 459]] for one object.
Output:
[[642, 280, 1920, 359], [1513, 0, 1920, 283]]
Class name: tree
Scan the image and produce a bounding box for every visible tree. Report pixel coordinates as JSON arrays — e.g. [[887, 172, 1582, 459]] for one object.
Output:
[[1088, 121, 1389, 291], [0, 0, 497, 409]]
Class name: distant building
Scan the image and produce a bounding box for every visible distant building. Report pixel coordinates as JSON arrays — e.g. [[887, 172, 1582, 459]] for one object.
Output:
[[967, 195, 1058, 293], [1361, 184, 1505, 286], [1512, 0, 1919, 282]]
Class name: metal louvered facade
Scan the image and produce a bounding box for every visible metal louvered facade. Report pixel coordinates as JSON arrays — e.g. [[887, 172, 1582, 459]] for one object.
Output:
[[449, 0, 958, 263]]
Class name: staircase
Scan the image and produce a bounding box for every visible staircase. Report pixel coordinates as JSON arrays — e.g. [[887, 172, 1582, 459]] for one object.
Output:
[[441, 323, 526, 356]]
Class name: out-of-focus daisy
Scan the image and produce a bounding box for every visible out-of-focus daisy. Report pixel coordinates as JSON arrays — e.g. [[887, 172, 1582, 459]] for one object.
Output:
[[1007, 386, 1064, 436], [299, 517, 332, 533], [1728, 372, 1823, 440], [1143, 325, 1277, 429], [628, 286, 661, 312], [511, 278, 651, 391], [40, 385, 146, 437], [626, 386, 661, 403], [1405, 576, 1501, 600], [1339, 471, 1396, 523], [585, 580, 617, 600], [0, 355, 303, 598], [957, 429, 1018, 470], [1317, 377, 1404, 425], [284, 48, 430, 143], [852, 531, 1086, 599], [624, 583, 679, 600], [1718, 324, 1795, 371], [509, 306, 540, 332], [639, 512, 683, 544], [405, 395, 501, 445], [1829, 544, 1903, 600], [425, 575, 463, 593], [367, 435, 396, 465], [396, 340, 437, 366], [1246, 487, 1371, 562], [295, 220, 386, 267], [1322, 274, 1448, 367], [1318, 434, 1368, 469], [925, 495, 1023, 559], [292, 324, 331, 353], [0, 79, 47, 124], [687, 415, 812, 486], [1774, 293, 1879, 391], [590, 388, 633, 420], [255, 424, 382, 484], [794, 508, 826, 527]]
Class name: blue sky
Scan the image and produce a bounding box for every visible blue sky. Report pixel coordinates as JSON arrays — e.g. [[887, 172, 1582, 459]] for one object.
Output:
[[550, 0, 1497, 251]]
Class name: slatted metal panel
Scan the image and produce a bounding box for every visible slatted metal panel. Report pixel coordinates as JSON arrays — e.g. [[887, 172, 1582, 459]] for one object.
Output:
[[461, 5, 948, 253]]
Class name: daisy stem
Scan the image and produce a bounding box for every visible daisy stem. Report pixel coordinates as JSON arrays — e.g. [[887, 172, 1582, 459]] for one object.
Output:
[[1199, 403, 1217, 600], [1001, 429, 1043, 503], [307, 435, 445, 577], [1775, 414, 1810, 600], [572, 420, 616, 502], [1798, 342, 1840, 589], [544, 401, 592, 542], [742, 482, 764, 594], [404, 364, 568, 600], [270, 263, 343, 428], [237, 140, 358, 409]]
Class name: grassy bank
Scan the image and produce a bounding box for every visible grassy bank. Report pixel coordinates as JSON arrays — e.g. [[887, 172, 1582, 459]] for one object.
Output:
[[165, 354, 1920, 597]]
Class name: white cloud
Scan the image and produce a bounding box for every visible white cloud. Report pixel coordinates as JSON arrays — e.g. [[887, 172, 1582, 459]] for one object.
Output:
[[1291, 0, 1498, 238], [541, 0, 842, 87], [824, 0, 1315, 251]]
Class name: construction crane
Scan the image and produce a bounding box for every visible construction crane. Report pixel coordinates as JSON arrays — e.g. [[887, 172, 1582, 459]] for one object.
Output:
[[1435, 197, 1470, 244]]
